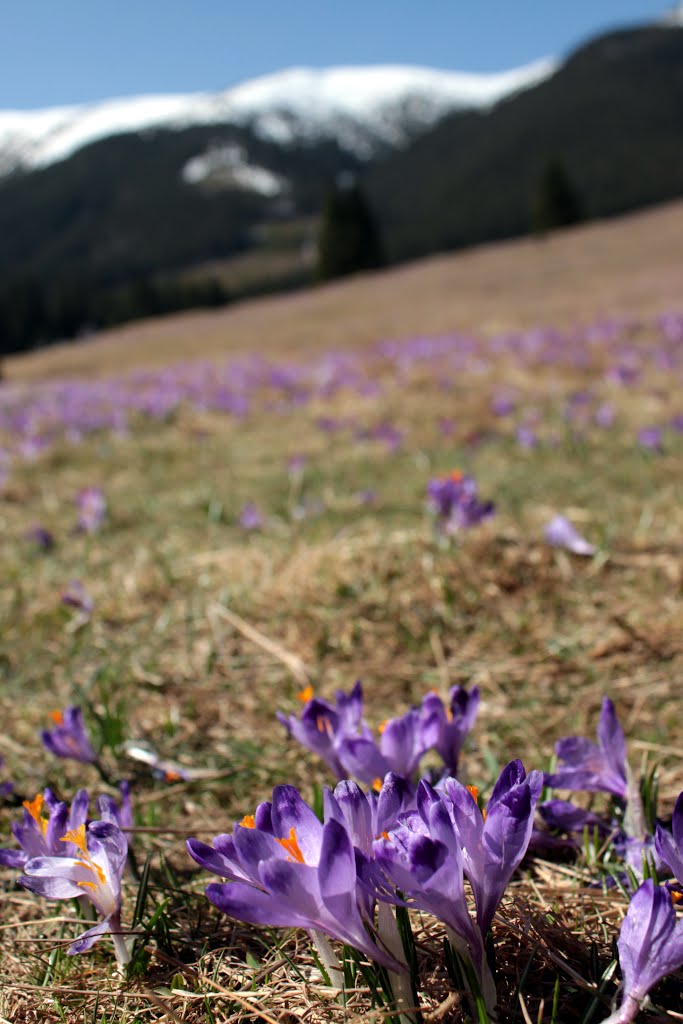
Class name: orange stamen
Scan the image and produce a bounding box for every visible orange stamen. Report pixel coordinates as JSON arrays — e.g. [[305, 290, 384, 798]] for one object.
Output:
[[164, 769, 182, 782], [297, 684, 314, 703], [450, 469, 464, 482], [466, 785, 487, 820], [378, 719, 388, 735], [239, 814, 256, 829], [23, 793, 46, 833], [673, 891, 682, 905], [315, 714, 331, 734], [77, 880, 98, 892], [372, 778, 383, 793], [49, 710, 64, 726], [60, 824, 88, 856], [276, 827, 306, 864], [380, 831, 391, 842]]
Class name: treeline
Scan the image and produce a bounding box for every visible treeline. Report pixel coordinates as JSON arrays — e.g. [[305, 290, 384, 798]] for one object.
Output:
[[0, 276, 230, 355]]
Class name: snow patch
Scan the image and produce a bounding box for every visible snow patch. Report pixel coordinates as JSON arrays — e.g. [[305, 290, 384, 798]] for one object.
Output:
[[181, 143, 286, 196]]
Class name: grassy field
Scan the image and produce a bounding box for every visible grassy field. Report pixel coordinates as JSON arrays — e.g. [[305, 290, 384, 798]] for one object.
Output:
[[1, 202, 683, 1022]]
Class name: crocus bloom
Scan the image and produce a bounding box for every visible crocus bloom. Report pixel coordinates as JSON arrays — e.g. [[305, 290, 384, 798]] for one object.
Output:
[[444, 761, 543, 934], [26, 525, 55, 551], [20, 820, 129, 965], [545, 698, 629, 800], [238, 502, 263, 530], [544, 515, 596, 557], [76, 487, 107, 533], [41, 706, 97, 764], [423, 473, 493, 536], [373, 784, 493, 1010], [600, 880, 683, 1024], [187, 784, 402, 972], [427, 472, 494, 534], [637, 426, 663, 452], [655, 790, 683, 888], [0, 788, 89, 869], [277, 680, 367, 780], [421, 686, 480, 777], [61, 580, 94, 623]]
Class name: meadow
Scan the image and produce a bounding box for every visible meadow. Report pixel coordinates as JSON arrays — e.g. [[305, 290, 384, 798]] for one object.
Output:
[[1, 202, 683, 1023]]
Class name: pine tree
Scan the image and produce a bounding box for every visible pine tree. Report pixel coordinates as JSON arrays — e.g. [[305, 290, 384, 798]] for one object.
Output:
[[317, 183, 383, 280], [532, 158, 582, 233]]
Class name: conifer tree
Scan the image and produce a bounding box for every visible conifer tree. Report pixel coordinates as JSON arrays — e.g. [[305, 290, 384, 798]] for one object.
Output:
[[532, 158, 582, 233], [317, 182, 383, 280]]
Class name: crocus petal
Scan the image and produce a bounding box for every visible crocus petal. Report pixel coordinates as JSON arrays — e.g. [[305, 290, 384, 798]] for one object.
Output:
[[68, 918, 111, 954], [205, 880, 320, 931]]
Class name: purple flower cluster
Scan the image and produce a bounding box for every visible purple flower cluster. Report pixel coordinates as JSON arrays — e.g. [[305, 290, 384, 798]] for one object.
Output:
[[426, 471, 494, 534], [2, 312, 681, 491], [277, 680, 479, 784], [189, 762, 541, 1011]]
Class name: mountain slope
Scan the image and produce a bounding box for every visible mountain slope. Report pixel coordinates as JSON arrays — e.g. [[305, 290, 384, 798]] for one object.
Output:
[[364, 26, 683, 260], [0, 60, 555, 173]]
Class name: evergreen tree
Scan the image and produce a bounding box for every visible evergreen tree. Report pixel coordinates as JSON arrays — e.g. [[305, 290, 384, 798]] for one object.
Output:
[[317, 183, 383, 280], [532, 158, 582, 233]]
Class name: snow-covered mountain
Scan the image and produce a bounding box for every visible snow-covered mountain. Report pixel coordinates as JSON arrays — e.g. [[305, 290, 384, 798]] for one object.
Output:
[[0, 60, 557, 175]]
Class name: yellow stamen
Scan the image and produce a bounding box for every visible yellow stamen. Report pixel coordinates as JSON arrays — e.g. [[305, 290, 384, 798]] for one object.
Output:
[[239, 814, 256, 829], [372, 778, 383, 793], [73, 855, 107, 885], [23, 794, 48, 836], [673, 891, 682, 905], [380, 831, 391, 842], [60, 823, 88, 856], [377, 719, 388, 735], [297, 684, 314, 703], [49, 710, 64, 726], [77, 879, 98, 892], [276, 827, 305, 864]]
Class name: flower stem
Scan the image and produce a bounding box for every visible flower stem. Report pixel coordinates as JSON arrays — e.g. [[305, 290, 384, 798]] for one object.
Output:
[[110, 914, 130, 970], [309, 930, 344, 989], [377, 901, 418, 1024]]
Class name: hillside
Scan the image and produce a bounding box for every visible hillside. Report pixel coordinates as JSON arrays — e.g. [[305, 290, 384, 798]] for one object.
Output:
[[7, 197, 683, 383], [2, 24, 683, 353], [365, 26, 683, 259]]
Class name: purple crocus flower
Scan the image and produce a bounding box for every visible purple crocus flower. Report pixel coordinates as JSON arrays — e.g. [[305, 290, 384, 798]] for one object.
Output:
[[545, 698, 629, 800], [20, 820, 129, 965], [444, 760, 543, 934], [544, 515, 596, 557], [76, 487, 107, 533], [41, 706, 97, 764], [61, 580, 94, 624], [373, 783, 493, 1009], [0, 788, 89, 869], [655, 790, 683, 889], [277, 680, 367, 780], [238, 502, 263, 530], [0, 756, 14, 800], [427, 472, 494, 534], [187, 784, 402, 972], [601, 880, 683, 1024], [637, 426, 663, 452], [26, 525, 55, 551], [421, 686, 480, 777]]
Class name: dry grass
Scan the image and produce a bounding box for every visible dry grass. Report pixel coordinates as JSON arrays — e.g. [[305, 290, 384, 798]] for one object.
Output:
[[1, 203, 683, 1021]]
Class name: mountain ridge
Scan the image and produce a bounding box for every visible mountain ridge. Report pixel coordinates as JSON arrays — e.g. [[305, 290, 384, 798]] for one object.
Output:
[[0, 59, 556, 174]]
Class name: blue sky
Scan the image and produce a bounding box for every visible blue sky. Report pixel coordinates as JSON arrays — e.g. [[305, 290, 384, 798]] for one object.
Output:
[[2, 0, 678, 109]]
